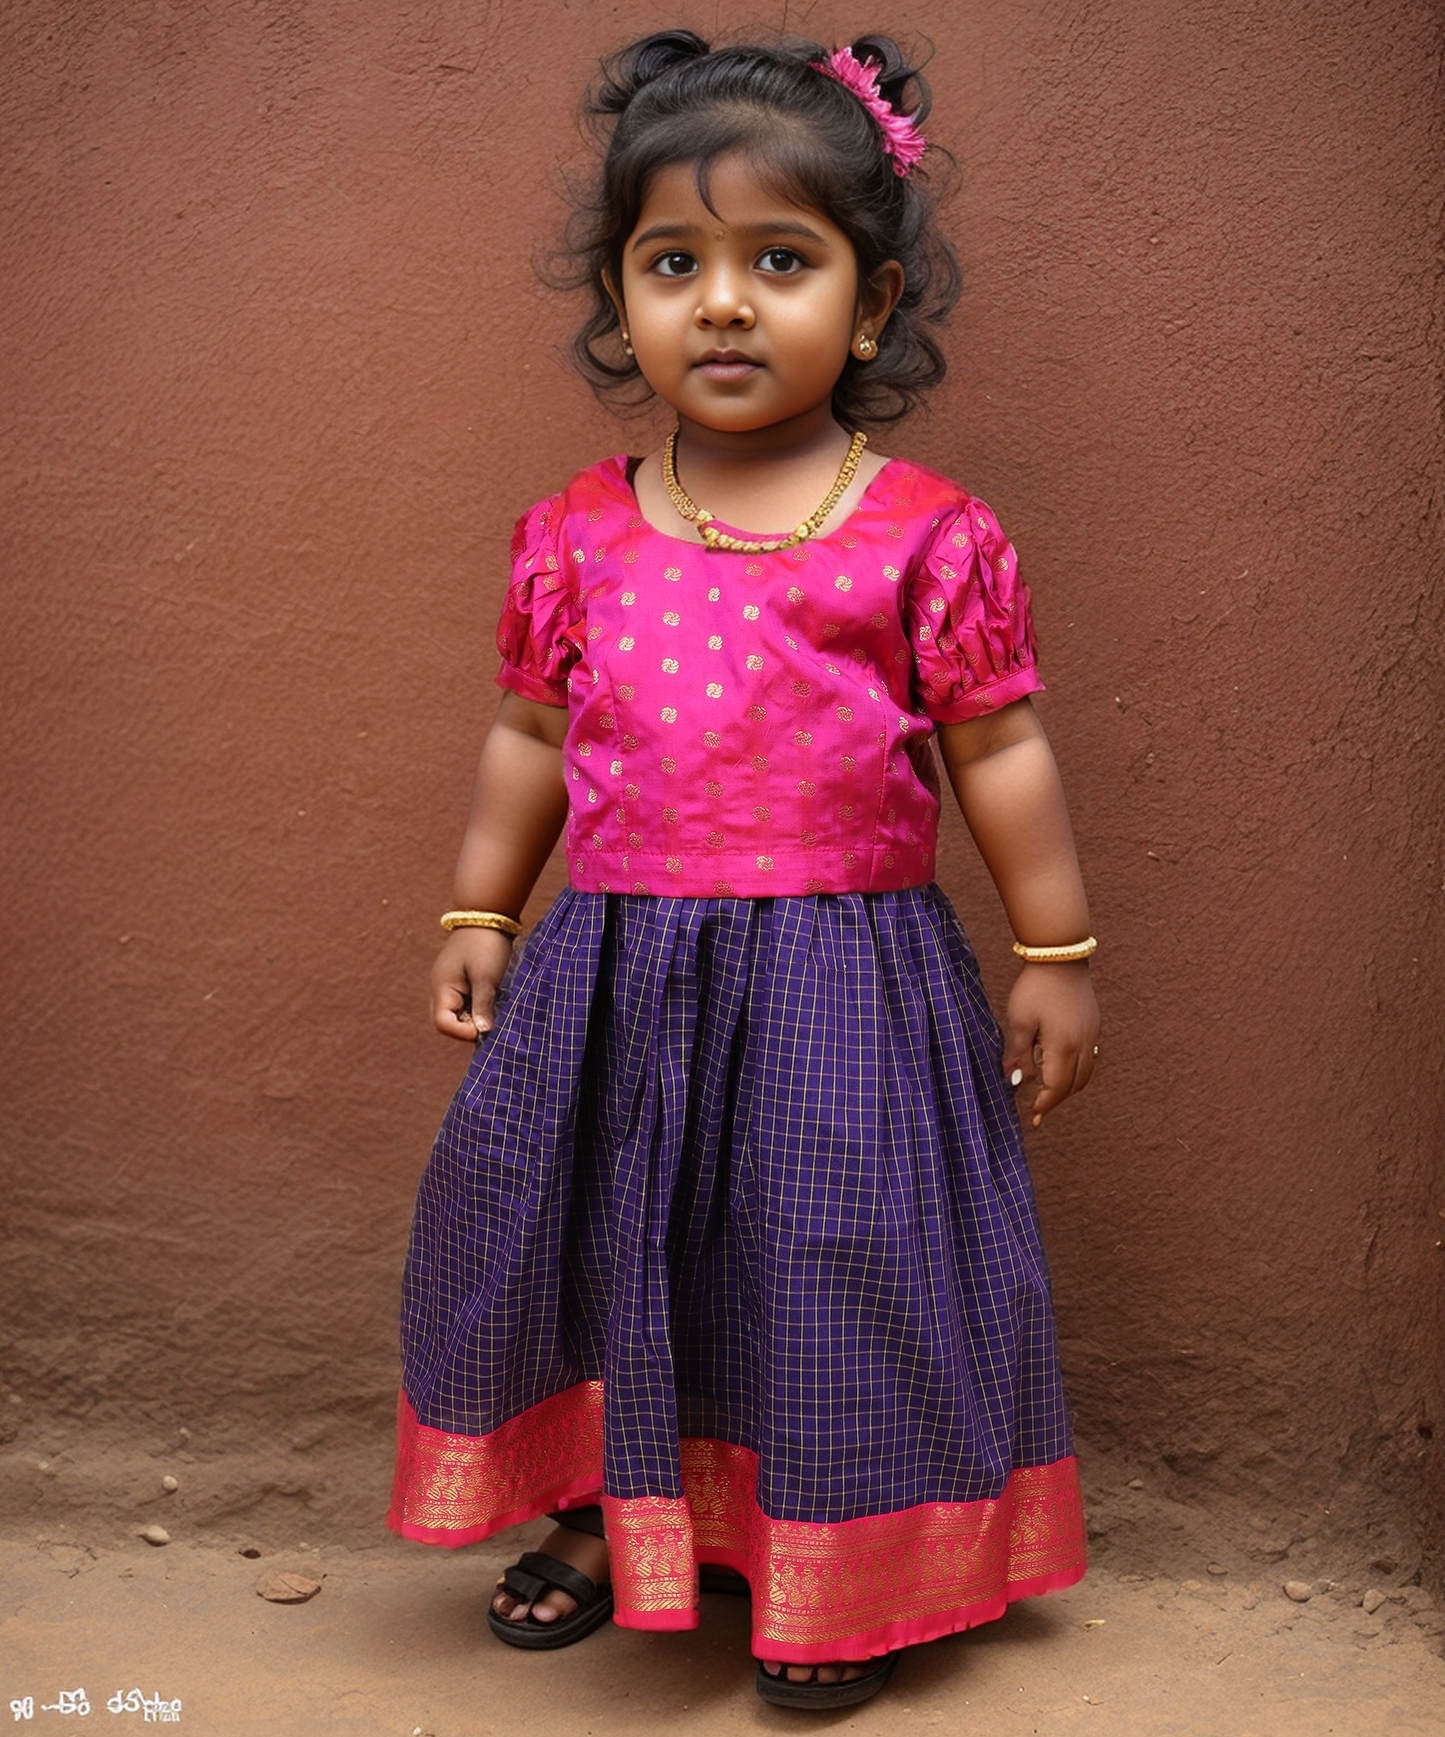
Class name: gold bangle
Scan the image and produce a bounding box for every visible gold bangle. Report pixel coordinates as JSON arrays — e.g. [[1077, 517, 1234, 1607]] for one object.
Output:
[[1012, 936, 1097, 963], [440, 910, 523, 938]]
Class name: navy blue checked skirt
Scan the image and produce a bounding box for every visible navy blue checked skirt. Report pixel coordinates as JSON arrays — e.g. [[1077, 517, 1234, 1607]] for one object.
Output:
[[397, 887, 1074, 1531]]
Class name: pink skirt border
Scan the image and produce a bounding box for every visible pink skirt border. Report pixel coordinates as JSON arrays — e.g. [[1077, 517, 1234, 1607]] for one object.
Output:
[[390, 1385, 1087, 1662]]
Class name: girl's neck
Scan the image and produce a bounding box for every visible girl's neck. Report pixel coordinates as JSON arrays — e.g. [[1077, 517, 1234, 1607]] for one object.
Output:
[[641, 410, 885, 544], [632, 413, 889, 541], [672, 404, 849, 473]]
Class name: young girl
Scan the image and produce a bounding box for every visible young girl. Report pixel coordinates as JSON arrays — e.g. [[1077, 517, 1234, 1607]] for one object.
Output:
[[388, 30, 1100, 1711]]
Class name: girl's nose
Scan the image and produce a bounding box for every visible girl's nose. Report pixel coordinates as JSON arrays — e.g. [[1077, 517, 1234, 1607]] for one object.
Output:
[[694, 268, 754, 329]]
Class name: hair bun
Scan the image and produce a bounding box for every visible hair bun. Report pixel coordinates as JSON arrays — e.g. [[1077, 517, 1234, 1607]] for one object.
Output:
[[846, 34, 933, 127], [592, 29, 711, 115]]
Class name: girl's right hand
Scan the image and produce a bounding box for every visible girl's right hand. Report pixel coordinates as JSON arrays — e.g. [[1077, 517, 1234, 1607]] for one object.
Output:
[[431, 927, 516, 1041]]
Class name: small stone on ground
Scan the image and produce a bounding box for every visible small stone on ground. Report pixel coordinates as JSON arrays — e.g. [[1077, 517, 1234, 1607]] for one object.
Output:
[[255, 1570, 323, 1603]]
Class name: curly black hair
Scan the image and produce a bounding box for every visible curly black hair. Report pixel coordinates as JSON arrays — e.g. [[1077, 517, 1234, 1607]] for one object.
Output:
[[554, 30, 961, 430]]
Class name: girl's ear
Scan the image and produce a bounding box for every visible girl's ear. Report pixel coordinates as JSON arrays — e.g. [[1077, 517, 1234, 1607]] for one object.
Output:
[[601, 265, 627, 330], [856, 259, 905, 346]]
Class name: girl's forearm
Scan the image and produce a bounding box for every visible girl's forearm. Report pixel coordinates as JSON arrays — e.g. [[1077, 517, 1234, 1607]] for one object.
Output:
[[938, 704, 1091, 945], [451, 695, 569, 917]]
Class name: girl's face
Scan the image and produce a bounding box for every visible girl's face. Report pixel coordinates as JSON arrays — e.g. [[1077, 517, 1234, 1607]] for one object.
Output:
[[610, 154, 898, 437]]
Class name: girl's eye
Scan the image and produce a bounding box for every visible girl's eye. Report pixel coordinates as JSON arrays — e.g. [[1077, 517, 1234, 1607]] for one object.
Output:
[[758, 248, 804, 274], [653, 251, 697, 277]]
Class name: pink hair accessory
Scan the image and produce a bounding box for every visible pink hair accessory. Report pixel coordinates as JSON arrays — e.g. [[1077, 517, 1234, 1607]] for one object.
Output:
[[816, 47, 927, 176]]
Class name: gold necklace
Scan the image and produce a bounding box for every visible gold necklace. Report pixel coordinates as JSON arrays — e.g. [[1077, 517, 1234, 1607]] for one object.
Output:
[[661, 428, 869, 554]]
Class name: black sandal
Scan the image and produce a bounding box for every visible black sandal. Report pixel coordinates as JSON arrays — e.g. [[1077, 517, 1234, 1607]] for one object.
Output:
[[486, 1551, 614, 1650], [755, 1650, 900, 1709]]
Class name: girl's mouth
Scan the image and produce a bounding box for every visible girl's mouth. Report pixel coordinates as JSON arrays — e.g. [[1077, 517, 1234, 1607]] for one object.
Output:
[[695, 353, 761, 380]]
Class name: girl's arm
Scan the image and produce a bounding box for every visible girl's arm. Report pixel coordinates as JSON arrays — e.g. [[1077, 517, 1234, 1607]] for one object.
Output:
[[431, 690, 569, 1041], [938, 698, 1100, 1125]]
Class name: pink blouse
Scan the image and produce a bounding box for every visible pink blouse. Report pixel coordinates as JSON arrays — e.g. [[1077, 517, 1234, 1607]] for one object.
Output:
[[496, 454, 1042, 898]]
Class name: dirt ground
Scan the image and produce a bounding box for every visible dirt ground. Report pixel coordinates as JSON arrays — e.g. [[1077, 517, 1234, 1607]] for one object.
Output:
[[4, 1422, 1445, 1736]]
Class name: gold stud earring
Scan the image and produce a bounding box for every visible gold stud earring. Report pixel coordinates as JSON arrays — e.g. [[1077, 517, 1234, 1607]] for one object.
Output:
[[621, 330, 634, 358], [854, 333, 877, 360]]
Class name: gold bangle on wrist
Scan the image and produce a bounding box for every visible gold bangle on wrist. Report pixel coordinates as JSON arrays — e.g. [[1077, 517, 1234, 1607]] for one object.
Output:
[[440, 910, 523, 938], [1012, 936, 1097, 963]]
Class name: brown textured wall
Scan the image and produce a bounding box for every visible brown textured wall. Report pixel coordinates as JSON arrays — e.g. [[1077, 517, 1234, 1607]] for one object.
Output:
[[3, 2, 1441, 1565]]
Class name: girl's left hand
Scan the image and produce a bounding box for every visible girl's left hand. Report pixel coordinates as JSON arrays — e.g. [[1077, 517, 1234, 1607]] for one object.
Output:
[[1003, 963, 1101, 1128]]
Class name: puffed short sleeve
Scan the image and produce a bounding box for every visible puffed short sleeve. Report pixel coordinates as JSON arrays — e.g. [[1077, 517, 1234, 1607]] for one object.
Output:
[[494, 495, 582, 707], [904, 498, 1044, 722]]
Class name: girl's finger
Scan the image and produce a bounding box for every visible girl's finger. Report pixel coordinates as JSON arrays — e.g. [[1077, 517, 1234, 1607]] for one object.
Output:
[[1002, 1020, 1036, 1088], [1029, 1044, 1073, 1127], [1030, 1041, 1098, 1125], [434, 979, 478, 1041], [1067, 1037, 1100, 1104], [469, 979, 498, 1035]]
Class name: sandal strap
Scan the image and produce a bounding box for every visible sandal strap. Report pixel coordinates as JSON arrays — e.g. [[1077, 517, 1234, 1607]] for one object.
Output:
[[500, 1564, 551, 1605], [502, 1551, 600, 1609]]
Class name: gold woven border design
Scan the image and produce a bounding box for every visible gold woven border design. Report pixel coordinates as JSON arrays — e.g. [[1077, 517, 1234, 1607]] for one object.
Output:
[[390, 1382, 603, 1536], [680, 1436, 1086, 1647], [391, 1384, 1085, 1648], [601, 1492, 699, 1614]]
